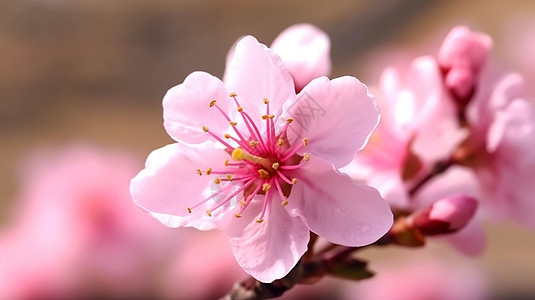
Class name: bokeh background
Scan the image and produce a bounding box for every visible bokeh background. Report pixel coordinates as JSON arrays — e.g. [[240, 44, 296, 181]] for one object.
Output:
[[1, 0, 535, 299]]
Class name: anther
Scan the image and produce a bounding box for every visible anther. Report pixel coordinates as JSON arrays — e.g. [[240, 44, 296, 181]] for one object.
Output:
[[206, 210, 212, 217], [224, 159, 229, 167], [267, 115, 275, 119], [249, 141, 259, 147], [262, 115, 269, 120], [196, 169, 202, 176], [258, 169, 270, 179], [224, 134, 231, 139], [209, 100, 217, 107], [187, 207, 192, 213], [281, 201, 288, 207], [227, 174, 233, 181], [206, 168, 212, 175], [229, 92, 237, 97], [292, 178, 297, 184], [256, 219, 264, 223], [304, 153, 310, 161], [286, 118, 293, 123], [214, 178, 221, 184], [229, 121, 238, 126], [277, 139, 283, 146], [303, 138, 308, 146], [262, 183, 271, 191], [263, 98, 269, 104], [272, 162, 279, 170], [240, 200, 246, 206], [237, 107, 243, 112], [235, 213, 242, 218], [202, 126, 209, 132]]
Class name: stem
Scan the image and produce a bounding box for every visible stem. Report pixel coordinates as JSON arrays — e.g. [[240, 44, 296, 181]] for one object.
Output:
[[408, 158, 454, 197]]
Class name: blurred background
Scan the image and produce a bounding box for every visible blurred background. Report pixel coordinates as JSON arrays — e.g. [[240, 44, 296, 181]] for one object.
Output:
[[1, 0, 535, 299]]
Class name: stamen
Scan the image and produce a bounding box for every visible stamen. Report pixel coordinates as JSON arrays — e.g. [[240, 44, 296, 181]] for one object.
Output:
[[303, 138, 308, 146], [214, 178, 221, 184], [262, 183, 271, 191], [187, 207, 192, 213], [263, 98, 269, 104], [258, 169, 270, 179], [277, 169, 295, 185], [286, 119, 293, 123], [209, 100, 217, 107], [235, 213, 242, 218], [206, 168, 212, 175], [273, 178, 288, 207], [224, 134, 231, 139], [304, 153, 310, 161], [272, 162, 279, 170], [237, 107, 243, 112], [277, 139, 283, 146], [202, 127, 234, 149], [229, 121, 238, 126], [237, 182, 263, 215], [202, 126, 209, 132], [226, 174, 233, 181], [249, 141, 259, 147], [256, 219, 264, 223], [257, 180, 272, 223], [196, 169, 202, 176], [224, 159, 229, 166], [206, 210, 212, 217], [292, 178, 297, 184], [229, 92, 237, 97]]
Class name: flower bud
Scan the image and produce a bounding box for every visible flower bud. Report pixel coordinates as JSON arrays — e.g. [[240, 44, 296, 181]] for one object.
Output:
[[438, 26, 492, 103], [412, 194, 478, 236]]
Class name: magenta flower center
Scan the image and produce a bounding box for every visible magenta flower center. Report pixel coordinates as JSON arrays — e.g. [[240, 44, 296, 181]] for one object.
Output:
[[188, 93, 309, 223]]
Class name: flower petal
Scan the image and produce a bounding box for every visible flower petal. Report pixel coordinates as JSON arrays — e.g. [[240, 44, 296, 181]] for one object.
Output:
[[271, 23, 331, 92], [286, 156, 393, 246], [226, 194, 310, 283], [225, 36, 296, 118], [282, 76, 379, 168], [130, 143, 235, 230], [163, 71, 233, 145]]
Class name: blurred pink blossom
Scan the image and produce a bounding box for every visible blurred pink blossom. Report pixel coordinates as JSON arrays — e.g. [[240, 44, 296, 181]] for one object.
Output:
[[0, 144, 185, 299], [271, 23, 331, 92], [131, 35, 392, 282]]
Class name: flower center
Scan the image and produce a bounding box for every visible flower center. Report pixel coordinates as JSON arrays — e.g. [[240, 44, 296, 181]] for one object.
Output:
[[187, 93, 310, 223]]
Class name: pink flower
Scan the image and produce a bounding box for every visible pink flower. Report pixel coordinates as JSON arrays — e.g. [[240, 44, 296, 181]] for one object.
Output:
[[438, 26, 492, 102], [0, 144, 184, 299], [131, 36, 393, 282], [462, 72, 535, 227], [271, 23, 331, 92]]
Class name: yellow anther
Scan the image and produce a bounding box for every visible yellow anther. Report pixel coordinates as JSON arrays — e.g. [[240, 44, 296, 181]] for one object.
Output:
[[187, 207, 192, 213], [206, 168, 212, 175], [196, 169, 202, 176], [227, 174, 233, 181], [224, 159, 229, 167], [256, 219, 264, 223], [263, 98, 269, 104], [277, 139, 283, 146], [209, 100, 217, 107], [229, 92, 237, 97], [229, 121, 238, 126], [281, 201, 288, 207], [237, 107, 243, 112], [202, 126, 209, 132], [240, 200, 246, 206], [303, 153, 310, 161], [249, 141, 259, 147], [286, 118, 294, 123], [262, 183, 271, 191], [303, 138, 308, 146], [235, 213, 242, 218], [232, 148, 245, 161], [224, 134, 231, 139], [206, 210, 212, 217], [292, 178, 297, 184], [258, 169, 270, 179], [262, 115, 269, 120], [214, 178, 221, 184], [267, 115, 275, 119], [272, 162, 279, 170]]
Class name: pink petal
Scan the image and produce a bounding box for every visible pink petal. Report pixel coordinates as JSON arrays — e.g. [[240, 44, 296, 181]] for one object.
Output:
[[225, 36, 296, 118], [163, 71, 233, 145], [283, 76, 379, 168], [130, 143, 234, 230], [286, 157, 393, 247], [226, 194, 310, 283], [271, 23, 331, 92]]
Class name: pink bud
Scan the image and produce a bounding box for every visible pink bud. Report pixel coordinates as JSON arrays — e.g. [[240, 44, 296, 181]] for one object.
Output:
[[438, 26, 492, 101], [413, 194, 478, 235]]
